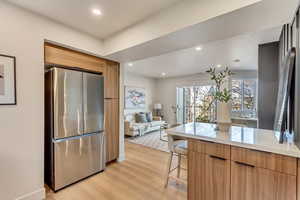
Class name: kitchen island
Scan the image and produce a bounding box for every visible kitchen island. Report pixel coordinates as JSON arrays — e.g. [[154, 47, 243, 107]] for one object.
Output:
[[167, 123, 300, 200]]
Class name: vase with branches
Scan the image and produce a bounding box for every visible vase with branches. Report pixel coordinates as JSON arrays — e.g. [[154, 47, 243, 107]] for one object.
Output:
[[206, 67, 234, 131]]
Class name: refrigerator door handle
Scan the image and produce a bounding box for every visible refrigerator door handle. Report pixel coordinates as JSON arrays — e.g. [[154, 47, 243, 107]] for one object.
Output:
[[53, 131, 104, 143]]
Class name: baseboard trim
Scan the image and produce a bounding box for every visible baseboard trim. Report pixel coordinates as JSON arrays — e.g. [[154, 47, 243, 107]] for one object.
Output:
[[15, 187, 45, 200], [117, 153, 125, 162]]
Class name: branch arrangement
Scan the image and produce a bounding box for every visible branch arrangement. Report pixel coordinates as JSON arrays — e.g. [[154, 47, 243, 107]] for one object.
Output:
[[206, 67, 234, 103]]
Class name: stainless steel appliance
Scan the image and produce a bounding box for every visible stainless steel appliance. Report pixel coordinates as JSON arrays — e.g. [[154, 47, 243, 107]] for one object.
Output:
[[274, 48, 296, 143], [45, 67, 105, 191]]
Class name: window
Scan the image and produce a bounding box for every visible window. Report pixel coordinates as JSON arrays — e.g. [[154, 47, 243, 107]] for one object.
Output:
[[194, 86, 216, 123], [176, 79, 257, 124], [177, 85, 216, 124], [232, 79, 257, 118]]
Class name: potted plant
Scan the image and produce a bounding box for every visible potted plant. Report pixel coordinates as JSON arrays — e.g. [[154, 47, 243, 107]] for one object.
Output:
[[206, 67, 234, 131]]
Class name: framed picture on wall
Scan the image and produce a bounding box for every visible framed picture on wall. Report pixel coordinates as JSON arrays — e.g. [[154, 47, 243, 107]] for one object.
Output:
[[0, 54, 16, 105], [125, 86, 146, 109]]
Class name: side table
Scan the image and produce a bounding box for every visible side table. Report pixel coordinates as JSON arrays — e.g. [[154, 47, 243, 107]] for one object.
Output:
[[159, 122, 169, 142]]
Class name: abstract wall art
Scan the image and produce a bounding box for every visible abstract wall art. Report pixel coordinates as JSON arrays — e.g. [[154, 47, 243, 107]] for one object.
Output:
[[0, 54, 16, 105], [125, 86, 146, 109]]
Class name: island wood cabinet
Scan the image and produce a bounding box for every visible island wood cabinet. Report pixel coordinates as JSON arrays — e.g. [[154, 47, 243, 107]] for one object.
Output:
[[188, 140, 230, 200], [44, 42, 120, 163], [231, 161, 296, 200], [188, 139, 297, 200], [188, 152, 230, 200]]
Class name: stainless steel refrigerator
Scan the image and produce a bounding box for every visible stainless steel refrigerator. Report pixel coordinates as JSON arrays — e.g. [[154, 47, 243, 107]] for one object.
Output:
[[45, 67, 106, 191]]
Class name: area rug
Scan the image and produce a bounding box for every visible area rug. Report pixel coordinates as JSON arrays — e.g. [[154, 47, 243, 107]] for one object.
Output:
[[126, 130, 169, 152]]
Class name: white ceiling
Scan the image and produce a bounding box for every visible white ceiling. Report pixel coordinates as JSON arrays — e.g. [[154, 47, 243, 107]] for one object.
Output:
[[125, 26, 282, 78], [108, 0, 297, 62], [5, 0, 297, 77], [6, 0, 181, 39]]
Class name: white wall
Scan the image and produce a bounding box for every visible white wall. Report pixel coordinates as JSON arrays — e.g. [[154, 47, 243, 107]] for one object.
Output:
[[119, 70, 156, 161], [0, 2, 105, 200], [155, 70, 257, 125], [118, 64, 126, 162], [124, 71, 157, 115]]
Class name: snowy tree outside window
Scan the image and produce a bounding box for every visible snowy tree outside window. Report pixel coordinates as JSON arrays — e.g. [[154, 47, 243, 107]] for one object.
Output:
[[176, 79, 257, 124]]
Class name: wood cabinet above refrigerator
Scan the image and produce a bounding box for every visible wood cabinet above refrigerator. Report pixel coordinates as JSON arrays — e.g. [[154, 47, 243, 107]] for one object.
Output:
[[44, 43, 106, 73], [105, 61, 119, 99]]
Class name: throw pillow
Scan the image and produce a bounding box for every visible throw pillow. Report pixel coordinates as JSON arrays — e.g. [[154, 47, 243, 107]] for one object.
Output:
[[145, 112, 153, 122], [135, 113, 148, 123]]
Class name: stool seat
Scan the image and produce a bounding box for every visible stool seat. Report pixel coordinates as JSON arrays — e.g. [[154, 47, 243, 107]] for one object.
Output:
[[174, 141, 187, 155]]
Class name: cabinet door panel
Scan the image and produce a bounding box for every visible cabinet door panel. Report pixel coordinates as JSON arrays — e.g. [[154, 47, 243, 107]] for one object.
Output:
[[45, 43, 106, 73], [188, 151, 230, 200], [205, 155, 230, 200], [105, 99, 119, 162], [105, 62, 119, 99], [231, 161, 296, 200], [188, 151, 205, 200], [231, 161, 256, 200]]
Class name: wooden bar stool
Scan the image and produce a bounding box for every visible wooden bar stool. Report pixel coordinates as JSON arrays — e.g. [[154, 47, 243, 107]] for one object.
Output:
[[164, 135, 187, 187]]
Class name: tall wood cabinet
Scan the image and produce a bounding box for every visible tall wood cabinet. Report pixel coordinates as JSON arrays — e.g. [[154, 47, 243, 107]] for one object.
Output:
[[105, 61, 119, 99], [104, 61, 120, 162], [44, 42, 120, 164], [104, 99, 119, 162]]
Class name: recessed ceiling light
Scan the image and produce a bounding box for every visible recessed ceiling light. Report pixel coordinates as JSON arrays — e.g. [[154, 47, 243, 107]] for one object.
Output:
[[92, 9, 102, 16], [217, 64, 222, 68], [128, 63, 133, 67], [195, 46, 202, 51], [161, 72, 166, 76]]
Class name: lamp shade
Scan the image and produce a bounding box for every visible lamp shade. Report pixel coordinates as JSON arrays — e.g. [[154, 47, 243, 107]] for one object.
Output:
[[154, 103, 162, 109]]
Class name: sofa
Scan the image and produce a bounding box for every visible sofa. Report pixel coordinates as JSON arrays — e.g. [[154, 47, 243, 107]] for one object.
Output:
[[125, 112, 166, 137]]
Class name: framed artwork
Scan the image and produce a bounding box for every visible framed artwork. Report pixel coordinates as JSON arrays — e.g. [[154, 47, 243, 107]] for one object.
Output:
[[0, 54, 16, 105], [125, 86, 146, 109]]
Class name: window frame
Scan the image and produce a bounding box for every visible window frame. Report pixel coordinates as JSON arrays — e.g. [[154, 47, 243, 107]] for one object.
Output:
[[177, 85, 217, 124], [231, 79, 258, 118]]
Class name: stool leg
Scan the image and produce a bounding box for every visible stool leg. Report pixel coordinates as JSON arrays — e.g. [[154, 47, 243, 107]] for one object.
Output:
[[165, 152, 173, 188], [177, 154, 181, 179]]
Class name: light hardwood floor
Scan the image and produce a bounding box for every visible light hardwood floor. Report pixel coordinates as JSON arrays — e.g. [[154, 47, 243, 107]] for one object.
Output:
[[46, 142, 187, 200]]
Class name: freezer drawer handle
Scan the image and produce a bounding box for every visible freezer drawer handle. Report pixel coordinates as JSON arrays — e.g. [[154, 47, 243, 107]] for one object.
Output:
[[53, 131, 104, 143]]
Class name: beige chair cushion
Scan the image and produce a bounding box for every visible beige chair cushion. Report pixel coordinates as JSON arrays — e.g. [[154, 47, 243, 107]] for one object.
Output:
[[173, 140, 187, 155], [150, 121, 164, 127]]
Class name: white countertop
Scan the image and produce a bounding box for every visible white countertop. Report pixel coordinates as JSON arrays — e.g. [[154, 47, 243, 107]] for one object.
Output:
[[166, 123, 300, 158]]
